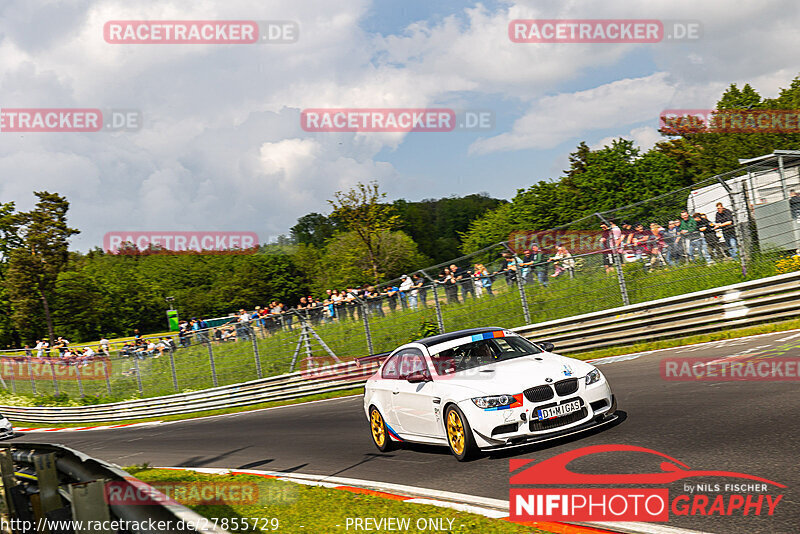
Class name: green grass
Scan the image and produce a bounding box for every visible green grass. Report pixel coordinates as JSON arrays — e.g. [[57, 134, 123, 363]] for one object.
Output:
[[1, 253, 793, 405], [127, 468, 551, 534]]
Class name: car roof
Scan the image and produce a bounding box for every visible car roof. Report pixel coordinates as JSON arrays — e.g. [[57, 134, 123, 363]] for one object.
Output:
[[414, 327, 505, 347]]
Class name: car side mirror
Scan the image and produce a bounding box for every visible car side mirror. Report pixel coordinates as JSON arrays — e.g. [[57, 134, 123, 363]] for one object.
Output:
[[537, 341, 555, 352], [406, 370, 431, 383]]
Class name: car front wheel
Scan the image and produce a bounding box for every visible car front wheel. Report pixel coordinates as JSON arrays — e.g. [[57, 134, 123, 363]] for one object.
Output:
[[444, 405, 478, 461], [369, 406, 395, 452]]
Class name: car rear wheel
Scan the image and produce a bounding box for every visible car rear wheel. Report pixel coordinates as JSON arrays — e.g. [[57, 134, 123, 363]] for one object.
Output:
[[444, 405, 478, 461], [369, 406, 394, 452]]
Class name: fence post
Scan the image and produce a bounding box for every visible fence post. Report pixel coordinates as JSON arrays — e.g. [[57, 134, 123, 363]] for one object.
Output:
[[207, 341, 218, 388], [27, 360, 36, 395], [49, 360, 59, 396], [502, 243, 532, 324], [7, 360, 15, 395], [419, 269, 445, 334], [251, 328, 263, 379], [133, 357, 143, 395], [104, 357, 112, 396], [353, 296, 374, 355], [168, 347, 179, 392], [75, 365, 84, 397], [596, 213, 631, 307], [718, 176, 749, 278]]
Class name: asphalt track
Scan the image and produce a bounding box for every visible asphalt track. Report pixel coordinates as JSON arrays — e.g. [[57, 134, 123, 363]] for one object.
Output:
[[15, 330, 800, 534]]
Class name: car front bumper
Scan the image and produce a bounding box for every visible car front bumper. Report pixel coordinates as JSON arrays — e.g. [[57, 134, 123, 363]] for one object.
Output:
[[460, 381, 616, 450]]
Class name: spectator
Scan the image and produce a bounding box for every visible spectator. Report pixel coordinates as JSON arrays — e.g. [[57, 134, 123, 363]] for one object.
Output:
[[441, 268, 460, 304], [713, 203, 738, 259], [520, 250, 534, 284], [599, 222, 616, 274], [399, 275, 414, 308], [471, 266, 483, 297], [549, 245, 575, 278], [695, 213, 724, 262], [529, 245, 548, 286], [475, 264, 494, 295], [413, 273, 427, 307], [24, 344, 32, 358], [452, 264, 474, 300], [631, 223, 650, 261], [501, 252, 520, 286], [679, 211, 711, 263], [386, 284, 400, 312], [35, 339, 47, 358], [645, 223, 667, 270], [99, 336, 110, 355], [662, 220, 682, 266]]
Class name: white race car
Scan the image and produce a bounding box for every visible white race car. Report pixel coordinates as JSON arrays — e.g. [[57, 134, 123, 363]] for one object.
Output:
[[364, 327, 618, 461]]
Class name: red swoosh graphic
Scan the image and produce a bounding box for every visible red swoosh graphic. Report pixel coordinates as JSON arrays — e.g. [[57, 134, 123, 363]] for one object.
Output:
[[510, 444, 785, 488]]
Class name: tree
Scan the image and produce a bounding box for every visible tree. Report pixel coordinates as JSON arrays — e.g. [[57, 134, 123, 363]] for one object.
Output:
[[0, 202, 22, 347], [5, 192, 79, 344], [328, 181, 400, 282], [317, 230, 428, 290], [290, 213, 340, 247]]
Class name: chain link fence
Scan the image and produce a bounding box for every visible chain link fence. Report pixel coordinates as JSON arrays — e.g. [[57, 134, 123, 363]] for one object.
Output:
[[2, 151, 799, 402]]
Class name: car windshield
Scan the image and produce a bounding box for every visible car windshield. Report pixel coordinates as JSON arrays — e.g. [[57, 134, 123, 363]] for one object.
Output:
[[429, 336, 543, 375]]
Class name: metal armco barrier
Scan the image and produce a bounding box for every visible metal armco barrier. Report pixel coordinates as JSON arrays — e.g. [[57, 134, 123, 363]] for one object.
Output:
[[513, 269, 800, 353], [1, 361, 382, 424], [2, 270, 799, 425], [0, 442, 229, 534]]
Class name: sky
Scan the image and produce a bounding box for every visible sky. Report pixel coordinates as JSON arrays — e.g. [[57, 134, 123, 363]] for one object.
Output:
[[1, 0, 799, 250]]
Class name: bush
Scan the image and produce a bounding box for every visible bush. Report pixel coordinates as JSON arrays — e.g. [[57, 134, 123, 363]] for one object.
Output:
[[775, 254, 800, 274]]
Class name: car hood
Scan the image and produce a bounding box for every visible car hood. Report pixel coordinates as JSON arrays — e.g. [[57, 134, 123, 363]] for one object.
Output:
[[438, 353, 594, 396]]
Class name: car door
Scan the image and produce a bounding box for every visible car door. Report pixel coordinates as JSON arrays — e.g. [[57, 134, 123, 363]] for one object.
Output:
[[373, 353, 403, 431], [390, 348, 440, 437]]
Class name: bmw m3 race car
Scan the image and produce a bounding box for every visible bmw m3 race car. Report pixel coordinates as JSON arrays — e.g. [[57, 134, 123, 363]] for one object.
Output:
[[364, 327, 617, 460]]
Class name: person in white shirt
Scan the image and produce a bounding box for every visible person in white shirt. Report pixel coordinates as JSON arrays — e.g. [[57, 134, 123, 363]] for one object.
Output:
[[99, 337, 110, 354]]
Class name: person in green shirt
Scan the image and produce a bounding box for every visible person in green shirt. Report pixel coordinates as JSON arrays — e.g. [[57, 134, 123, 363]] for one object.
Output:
[[678, 210, 711, 262]]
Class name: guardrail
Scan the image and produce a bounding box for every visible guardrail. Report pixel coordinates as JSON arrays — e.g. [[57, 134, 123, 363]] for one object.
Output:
[[2, 269, 799, 425], [513, 269, 800, 353], [0, 442, 228, 533]]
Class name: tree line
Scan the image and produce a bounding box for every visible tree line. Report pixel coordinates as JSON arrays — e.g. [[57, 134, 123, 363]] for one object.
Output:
[[2, 75, 800, 346]]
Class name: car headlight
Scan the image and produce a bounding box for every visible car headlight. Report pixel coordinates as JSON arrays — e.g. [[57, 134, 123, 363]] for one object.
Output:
[[585, 368, 602, 386], [472, 394, 515, 409]]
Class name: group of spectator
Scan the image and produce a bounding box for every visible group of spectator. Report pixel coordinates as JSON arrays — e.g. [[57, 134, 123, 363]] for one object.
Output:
[[599, 203, 739, 272], [17, 336, 111, 367]]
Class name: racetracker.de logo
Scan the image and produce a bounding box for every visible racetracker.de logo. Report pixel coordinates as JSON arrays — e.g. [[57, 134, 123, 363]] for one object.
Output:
[[0, 109, 141, 132], [0, 357, 111, 381], [509, 20, 702, 43], [661, 357, 800, 381], [103, 231, 259, 254], [104, 20, 299, 44], [300, 109, 494, 132], [509, 444, 784, 522], [105, 480, 259, 506], [660, 109, 800, 134]]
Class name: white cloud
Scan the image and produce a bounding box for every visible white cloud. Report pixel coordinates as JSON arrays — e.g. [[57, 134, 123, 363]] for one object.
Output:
[[469, 73, 676, 154]]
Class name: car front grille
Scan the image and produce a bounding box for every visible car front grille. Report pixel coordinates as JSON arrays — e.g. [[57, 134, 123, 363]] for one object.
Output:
[[524, 385, 554, 402], [555, 378, 578, 396], [529, 407, 588, 431]]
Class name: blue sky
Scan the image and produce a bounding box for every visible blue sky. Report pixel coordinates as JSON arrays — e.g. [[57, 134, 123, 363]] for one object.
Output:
[[0, 0, 798, 249]]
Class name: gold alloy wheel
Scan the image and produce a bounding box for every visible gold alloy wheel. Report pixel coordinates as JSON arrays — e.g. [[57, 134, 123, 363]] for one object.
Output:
[[446, 410, 465, 455], [370, 409, 385, 447]]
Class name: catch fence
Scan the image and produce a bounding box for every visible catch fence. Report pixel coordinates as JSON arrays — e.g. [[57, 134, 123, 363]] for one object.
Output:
[[1, 151, 799, 401]]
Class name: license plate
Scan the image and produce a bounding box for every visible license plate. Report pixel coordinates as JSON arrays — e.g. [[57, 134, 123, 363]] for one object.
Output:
[[537, 400, 581, 420]]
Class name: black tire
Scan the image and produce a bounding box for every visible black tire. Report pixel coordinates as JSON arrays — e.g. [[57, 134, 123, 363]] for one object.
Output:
[[444, 405, 479, 461], [368, 406, 395, 452]]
